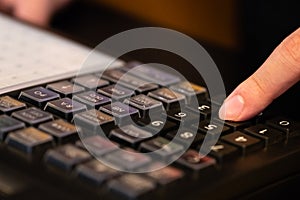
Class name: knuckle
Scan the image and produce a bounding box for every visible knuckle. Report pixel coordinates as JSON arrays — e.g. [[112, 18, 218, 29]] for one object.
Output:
[[249, 75, 268, 97], [239, 74, 268, 101]]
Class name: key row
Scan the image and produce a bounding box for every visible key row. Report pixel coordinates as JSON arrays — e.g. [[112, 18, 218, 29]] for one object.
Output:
[[16, 85, 208, 110], [44, 143, 189, 198], [2, 94, 209, 128], [1, 111, 298, 155]]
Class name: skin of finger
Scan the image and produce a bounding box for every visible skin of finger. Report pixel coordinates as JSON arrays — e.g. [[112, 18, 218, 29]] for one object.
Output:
[[13, 0, 71, 26], [0, 0, 16, 10], [225, 28, 300, 121], [13, 0, 59, 26], [1, 0, 16, 7]]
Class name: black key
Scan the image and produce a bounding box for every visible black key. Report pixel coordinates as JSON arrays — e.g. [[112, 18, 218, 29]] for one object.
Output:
[[18, 87, 59, 108], [123, 61, 181, 86], [169, 81, 207, 103], [44, 144, 91, 171], [138, 118, 177, 136], [45, 98, 87, 121], [123, 94, 163, 118], [72, 75, 109, 89], [101, 68, 158, 93], [47, 80, 85, 97], [99, 102, 139, 125], [76, 159, 120, 185], [38, 119, 78, 144], [148, 88, 186, 111], [202, 142, 239, 163], [225, 120, 253, 131], [165, 128, 205, 148], [0, 115, 25, 141], [108, 174, 156, 199], [139, 137, 184, 160], [73, 91, 111, 109], [98, 84, 134, 101], [79, 135, 118, 156], [221, 131, 264, 155], [176, 149, 216, 171], [244, 124, 285, 147], [165, 109, 200, 125], [146, 166, 184, 185], [253, 112, 265, 124], [5, 127, 53, 153], [266, 117, 300, 137], [103, 148, 152, 170], [0, 96, 26, 114], [12, 107, 53, 126], [193, 120, 231, 138], [187, 101, 212, 120], [216, 118, 252, 131], [109, 125, 153, 148], [73, 109, 115, 134]]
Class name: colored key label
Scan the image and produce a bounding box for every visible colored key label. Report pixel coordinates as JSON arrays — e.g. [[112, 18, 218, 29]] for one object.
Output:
[[39, 119, 78, 143], [12, 107, 53, 126], [0, 96, 26, 113]]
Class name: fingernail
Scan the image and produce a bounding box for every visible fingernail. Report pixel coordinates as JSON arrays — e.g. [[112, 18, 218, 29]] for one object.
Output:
[[219, 94, 244, 120]]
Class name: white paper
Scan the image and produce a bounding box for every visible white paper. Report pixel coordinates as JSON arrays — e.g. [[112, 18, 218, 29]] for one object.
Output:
[[0, 13, 123, 94]]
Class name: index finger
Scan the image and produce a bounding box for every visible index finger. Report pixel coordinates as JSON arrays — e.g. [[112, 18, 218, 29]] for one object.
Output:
[[219, 28, 300, 121]]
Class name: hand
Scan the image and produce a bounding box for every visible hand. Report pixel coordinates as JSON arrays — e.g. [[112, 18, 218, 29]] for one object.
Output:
[[219, 28, 300, 121], [0, 0, 71, 27]]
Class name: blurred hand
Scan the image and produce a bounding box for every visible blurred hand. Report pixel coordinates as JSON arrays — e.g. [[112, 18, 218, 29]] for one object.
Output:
[[0, 0, 71, 26], [219, 28, 300, 121]]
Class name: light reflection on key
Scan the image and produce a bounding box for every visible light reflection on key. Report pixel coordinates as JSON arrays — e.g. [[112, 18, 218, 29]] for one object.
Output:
[[5, 127, 53, 153], [148, 88, 186, 111]]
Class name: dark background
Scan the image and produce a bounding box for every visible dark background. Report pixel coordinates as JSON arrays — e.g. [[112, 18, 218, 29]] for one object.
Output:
[[49, 0, 299, 117]]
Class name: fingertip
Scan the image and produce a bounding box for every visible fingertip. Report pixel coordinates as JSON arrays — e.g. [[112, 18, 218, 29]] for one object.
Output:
[[220, 29, 300, 123], [218, 94, 245, 121]]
